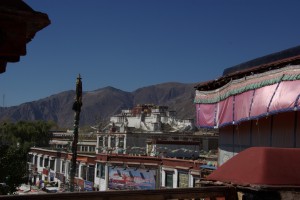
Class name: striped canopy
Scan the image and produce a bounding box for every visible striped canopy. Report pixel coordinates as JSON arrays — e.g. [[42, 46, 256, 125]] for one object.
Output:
[[195, 65, 300, 128]]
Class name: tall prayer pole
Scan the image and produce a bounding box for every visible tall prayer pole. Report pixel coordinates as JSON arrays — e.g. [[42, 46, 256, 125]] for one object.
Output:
[[70, 74, 82, 192]]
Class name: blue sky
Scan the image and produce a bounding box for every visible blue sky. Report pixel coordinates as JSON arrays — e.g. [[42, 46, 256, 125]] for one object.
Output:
[[1, 0, 300, 106]]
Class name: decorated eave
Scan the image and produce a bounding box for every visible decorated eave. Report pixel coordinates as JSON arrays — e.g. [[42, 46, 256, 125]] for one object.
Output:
[[194, 46, 300, 128], [0, 0, 51, 73], [195, 45, 300, 91]]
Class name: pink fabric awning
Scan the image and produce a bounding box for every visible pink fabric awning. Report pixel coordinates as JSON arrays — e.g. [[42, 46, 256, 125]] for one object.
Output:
[[195, 65, 300, 128]]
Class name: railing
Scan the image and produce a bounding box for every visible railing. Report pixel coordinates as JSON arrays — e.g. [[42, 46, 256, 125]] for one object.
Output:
[[1, 186, 237, 200]]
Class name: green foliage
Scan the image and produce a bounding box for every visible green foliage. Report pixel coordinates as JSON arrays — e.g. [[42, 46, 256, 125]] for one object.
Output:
[[0, 145, 27, 194], [0, 121, 55, 149], [0, 121, 56, 194]]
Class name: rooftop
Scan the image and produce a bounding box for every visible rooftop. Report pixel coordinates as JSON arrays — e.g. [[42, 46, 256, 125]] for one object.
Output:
[[207, 147, 300, 187], [195, 45, 300, 91]]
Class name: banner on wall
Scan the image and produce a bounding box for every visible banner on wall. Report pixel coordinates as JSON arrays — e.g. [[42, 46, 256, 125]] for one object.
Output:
[[84, 180, 93, 191], [50, 172, 55, 181], [178, 172, 188, 188], [108, 166, 156, 190], [42, 168, 48, 175]]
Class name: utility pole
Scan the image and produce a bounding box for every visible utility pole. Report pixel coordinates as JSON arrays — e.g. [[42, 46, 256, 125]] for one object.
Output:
[[69, 74, 82, 192]]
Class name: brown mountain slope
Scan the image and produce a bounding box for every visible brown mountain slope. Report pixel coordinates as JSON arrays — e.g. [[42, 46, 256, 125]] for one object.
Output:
[[0, 82, 197, 128]]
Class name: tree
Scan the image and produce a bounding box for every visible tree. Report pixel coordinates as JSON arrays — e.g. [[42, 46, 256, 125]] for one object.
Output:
[[0, 121, 55, 194], [0, 145, 27, 194]]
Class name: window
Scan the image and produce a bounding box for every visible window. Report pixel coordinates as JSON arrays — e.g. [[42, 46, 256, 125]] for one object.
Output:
[[87, 165, 95, 182], [34, 155, 38, 165], [110, 137, 115, 148], [100, 164, 105, 178], [81, 165, 87, 180], [39, 157, 43, 167], [44, 158, 49, 167], [90, 146, 95, 152], [118, 137, 124, 148], [104, 137, 108, 147], [96, 163, 105, 179], [98, 137, 103, 147], [96, 164, 100, 177], [165, 171, 173, 188], [193, 176, 200, 187], [61, 161, 65, 173], [50, 159, 55, 170]]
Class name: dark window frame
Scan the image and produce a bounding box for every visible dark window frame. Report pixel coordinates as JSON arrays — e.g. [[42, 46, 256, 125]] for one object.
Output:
[[61, 160, 65, 173], [44, 158, 49, 167], [165, 171, 174, 188], [118, 137, 124, 148], [96, 163, 105, 179], [39, 157, 43, 167], [49, 159, 55, 171], [100, 164, 105, 178]]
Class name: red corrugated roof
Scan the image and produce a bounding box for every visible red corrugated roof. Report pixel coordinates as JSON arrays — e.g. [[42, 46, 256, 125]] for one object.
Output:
[[207, 147, 300, 186]]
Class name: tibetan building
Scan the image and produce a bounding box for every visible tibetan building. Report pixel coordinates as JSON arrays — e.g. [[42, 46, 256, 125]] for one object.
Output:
[[195, 45, 300, 165], [195, 46, 300, 199]]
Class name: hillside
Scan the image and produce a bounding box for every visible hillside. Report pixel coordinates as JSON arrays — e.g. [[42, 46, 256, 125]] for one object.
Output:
[[0, 82, 197, 128]]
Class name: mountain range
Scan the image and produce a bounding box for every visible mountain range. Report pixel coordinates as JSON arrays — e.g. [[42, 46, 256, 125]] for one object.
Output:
[[0, 82, 197, 128]]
